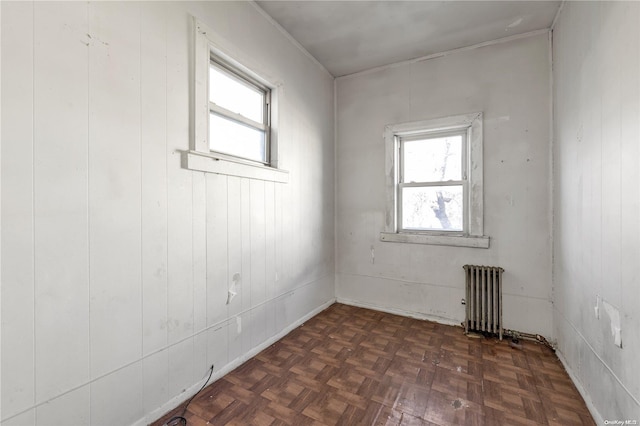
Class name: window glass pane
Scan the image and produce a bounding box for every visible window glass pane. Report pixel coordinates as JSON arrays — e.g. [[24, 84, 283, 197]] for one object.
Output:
[[209, 113, 266, 163], [403, 134, 462, 183], [209, 64, 264, 123], [402, 185, 463, 231]]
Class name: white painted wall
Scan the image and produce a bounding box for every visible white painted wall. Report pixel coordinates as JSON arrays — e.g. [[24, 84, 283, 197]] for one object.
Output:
[[553, 2, 640, 422], [0, 2, 334, 425], [335, 34, 553, 337]]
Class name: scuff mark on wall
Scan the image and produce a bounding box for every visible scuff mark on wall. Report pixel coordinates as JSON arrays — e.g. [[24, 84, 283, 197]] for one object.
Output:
[[507, 17, 523, 30], [85, 33, 109, 47]]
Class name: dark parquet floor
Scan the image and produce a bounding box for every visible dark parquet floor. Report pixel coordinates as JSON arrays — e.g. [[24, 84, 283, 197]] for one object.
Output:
[[152, 303, 595, 426]]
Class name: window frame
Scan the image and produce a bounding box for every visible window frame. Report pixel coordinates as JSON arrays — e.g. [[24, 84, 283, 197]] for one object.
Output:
[[188, 18, 288, 183], [380, 112, 489, 248]]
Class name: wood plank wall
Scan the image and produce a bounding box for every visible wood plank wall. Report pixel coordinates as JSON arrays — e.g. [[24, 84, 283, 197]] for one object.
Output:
[[0, 2, 335, 425]]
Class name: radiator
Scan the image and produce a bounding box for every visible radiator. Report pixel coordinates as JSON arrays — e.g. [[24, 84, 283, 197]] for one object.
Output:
[[463, 264, 504, 339]]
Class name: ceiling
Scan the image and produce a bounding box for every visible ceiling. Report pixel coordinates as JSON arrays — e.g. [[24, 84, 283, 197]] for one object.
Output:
[[256, 1, 561, 77]]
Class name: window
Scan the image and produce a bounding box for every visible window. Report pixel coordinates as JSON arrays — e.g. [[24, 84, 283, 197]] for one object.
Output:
[[208, 57, 270, 164], [399, 130, 466, 232], [380, 113, 489, 248], [187, 18, 288, 183]]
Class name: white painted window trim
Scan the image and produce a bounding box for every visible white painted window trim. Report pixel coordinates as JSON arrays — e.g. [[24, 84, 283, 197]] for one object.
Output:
[[184, 150, 288, 183], [380, 112, 489, 248], [188, 18, 288, 183]]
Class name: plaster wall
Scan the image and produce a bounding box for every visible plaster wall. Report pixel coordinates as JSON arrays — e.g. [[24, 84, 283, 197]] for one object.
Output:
[[335, 34, 553, 337], [0, 2, 334, 424], [552, 2, 640, 422]]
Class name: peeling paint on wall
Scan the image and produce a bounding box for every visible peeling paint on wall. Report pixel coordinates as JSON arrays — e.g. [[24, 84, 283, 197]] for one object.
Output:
[[601, 298, 622, 348], [227, 273, 241, 305], [595, 295, 623, 348]]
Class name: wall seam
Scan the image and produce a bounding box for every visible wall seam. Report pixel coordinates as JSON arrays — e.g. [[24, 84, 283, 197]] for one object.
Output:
[[163, 1, 170, 406], [549, 25, 556, 338], [31, 2, 38, 424], [550, 0, 565, 31], [87, 2, 92, 422], [139, 2, 144, 385], [0, 0, 3, 418], [204, 175, 209, 358], [336, 28, 550, 81], [248, 1, 332, 78], [32, 3, 37, 421], [225, 177, 230, 365], [333, 78, 337, 298]]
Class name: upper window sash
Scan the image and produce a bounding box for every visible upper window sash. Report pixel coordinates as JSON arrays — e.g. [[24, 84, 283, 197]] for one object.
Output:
[[209, 58, 269, 128], [398, 129, 468, 185]]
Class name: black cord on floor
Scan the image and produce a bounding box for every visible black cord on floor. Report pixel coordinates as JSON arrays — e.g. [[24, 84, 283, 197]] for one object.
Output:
[[164, 364, 215, 426]]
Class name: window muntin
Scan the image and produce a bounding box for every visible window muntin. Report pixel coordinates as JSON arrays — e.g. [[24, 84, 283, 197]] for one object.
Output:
[[398, 130, 468, 233], [208, 57, 270, 164]]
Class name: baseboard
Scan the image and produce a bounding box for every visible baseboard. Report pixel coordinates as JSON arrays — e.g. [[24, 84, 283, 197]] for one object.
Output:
[[336, 297, 462, 327], [555, 349, 604, 425], [136, 298, 336, 426]]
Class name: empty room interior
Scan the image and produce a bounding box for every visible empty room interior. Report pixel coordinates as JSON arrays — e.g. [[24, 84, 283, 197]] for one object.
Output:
[[1, 0, 639, 425]]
